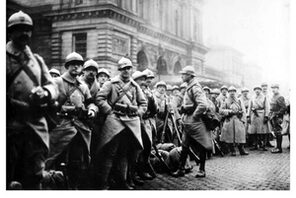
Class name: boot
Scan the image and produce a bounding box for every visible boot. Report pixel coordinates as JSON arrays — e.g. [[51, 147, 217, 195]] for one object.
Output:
[[171, 147, 188, 178], [229, 144, 236, 156], [249, 134, 258, 150], [138, 172, 153, 180], [195, 170, 206, 178], [260, 135, 268, 151], [238, 144, 249, 155], [271, 135, 282, 153]]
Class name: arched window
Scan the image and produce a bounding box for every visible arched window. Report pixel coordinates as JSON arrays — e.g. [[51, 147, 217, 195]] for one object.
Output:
[[174, 61, 182, 74], [157, 56, 168, 75], [137, 50, 149, 71]]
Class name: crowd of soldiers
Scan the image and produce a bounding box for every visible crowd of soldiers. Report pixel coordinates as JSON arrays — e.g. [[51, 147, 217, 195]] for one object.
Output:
[[7, 11, 290, 190]]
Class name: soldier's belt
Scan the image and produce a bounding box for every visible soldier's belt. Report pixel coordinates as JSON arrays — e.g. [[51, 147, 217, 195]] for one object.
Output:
[[113, 103, 138, 116], [181, 104, 196, 115]]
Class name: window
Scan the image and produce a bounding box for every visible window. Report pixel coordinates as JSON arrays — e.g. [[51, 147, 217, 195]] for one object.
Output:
[[75, 0, 83, 6], [72, 33, 87, 58]]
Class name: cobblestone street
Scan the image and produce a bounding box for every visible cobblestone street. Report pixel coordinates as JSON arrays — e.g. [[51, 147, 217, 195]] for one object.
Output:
[[137, 137, 290, 190]]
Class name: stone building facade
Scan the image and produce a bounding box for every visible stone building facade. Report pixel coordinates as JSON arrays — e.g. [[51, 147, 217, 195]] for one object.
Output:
[[7, 0, 208, 83]]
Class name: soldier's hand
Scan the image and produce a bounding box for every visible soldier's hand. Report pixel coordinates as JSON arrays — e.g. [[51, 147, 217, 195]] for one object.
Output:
[[30, 86, 49, 105], [88, 109, 95, 118]]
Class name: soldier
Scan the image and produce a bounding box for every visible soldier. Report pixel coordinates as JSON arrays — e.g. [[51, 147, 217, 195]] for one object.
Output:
[[217, 85, 228, 108], [240, 88, 251, 145], [247, 86, 270, 151], [172, 66, 212, 178], [269, 84, 286, 153], [142, 68, 155, 89], [166, 84, 173, 97], [172, 85, 183, 114], [7, 11, 59, 189], [220, 86, 249, 156], [80, 59, 100, 97], [97, 68, 110, 88], [210, 88, 220, 113], [261, 83, 274, 147], [94, 57, 147, 189], [132, 71, 157, 182], [46, 52, 97, 189], [49, 68, 61, 78]]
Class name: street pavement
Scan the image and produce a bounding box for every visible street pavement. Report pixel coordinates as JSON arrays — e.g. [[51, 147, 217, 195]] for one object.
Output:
[[137, 136, 290, 190]]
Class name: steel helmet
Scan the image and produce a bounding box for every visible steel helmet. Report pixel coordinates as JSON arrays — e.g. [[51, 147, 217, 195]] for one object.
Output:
[[220, 85, 228, 91], [83, 59, 98, 71], [155, 81, 167, 89], [49, 68, 61, 77], [118, 57, 133, 70], [203, 86, 211, 92], [97, 68, 110, 77], [271, 83, 279, 89], [211, 88, 220, 95], [65, 52, 84, 68], [172, 85, 180, 91], [253, 85, 262, 91], [228, 86, 237, 92], [132, 71, 147, 80], [143, 69, 155, 78], [241, 87, 249, 93], [179, 65, 196, 77], [8, 11, 33, 29]]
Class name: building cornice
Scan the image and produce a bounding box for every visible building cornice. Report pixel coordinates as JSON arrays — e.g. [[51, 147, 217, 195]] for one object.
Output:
[[44, 4, 208, 54]]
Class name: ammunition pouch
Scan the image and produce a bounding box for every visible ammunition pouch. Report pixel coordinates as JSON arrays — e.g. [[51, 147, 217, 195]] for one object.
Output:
[[59, 105, 89, 120], [201, 111, 220, 131], [180, 104, 196, 115], [113, 103, 138, 117]]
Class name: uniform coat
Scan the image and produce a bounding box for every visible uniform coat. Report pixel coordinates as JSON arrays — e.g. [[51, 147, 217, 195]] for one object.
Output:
[[6, 41, 58, 149], [95, 75, 147, 152], [247, 93, 270, 134], [220, 97, 247, 144], [269, 93, 286, 134], [46, 72, 98, 167], [181, 78, 212, 150]]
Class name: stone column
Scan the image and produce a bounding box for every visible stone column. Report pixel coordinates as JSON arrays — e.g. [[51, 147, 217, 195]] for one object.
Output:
[[131, 36, 138, 68]]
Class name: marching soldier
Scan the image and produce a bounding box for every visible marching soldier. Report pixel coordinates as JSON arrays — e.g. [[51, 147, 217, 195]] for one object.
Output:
[[49, 68, 61, 78], [94, 57, 147, 189], [261, 83, 274, 147], [132, 71, 157, 182], [7, 11, 59, 189], [97, 68, 110, 88], [247, 86, 270, 151], [217, 85, 228, 108], [172, 66, 212, 178], [219, 86, 249, 156], [46, 52, 97, 189], [269, 84, 286, 153], [142, 68, 155, 89], [80, 59, 100, 99]]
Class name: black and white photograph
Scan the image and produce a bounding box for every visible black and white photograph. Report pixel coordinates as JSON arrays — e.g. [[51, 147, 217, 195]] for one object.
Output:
[[3, 0, 294, 192]]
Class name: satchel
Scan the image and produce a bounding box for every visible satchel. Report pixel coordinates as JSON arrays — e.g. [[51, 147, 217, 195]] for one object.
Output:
[[201, 110, 220, 131]]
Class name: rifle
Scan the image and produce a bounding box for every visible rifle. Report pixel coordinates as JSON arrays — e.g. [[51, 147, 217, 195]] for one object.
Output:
[[152, 144, 172, 174], [168, 112, 200, 165]]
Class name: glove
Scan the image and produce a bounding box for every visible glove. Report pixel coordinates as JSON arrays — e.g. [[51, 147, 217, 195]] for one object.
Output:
[[263, 116, 269, 124], [247, 116, 251, 124]]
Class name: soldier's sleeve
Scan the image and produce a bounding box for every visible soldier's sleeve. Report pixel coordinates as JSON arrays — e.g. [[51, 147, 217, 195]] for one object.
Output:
[[35, 54, 59, 101], [192, 85, 208, 118], [277, 96, 286, 116], [95, 81, 113, 114], [83, 84, 98, 114], [247, 99, 252, 117], [240, 98, 247, 122], [136, 85, 147, 116]]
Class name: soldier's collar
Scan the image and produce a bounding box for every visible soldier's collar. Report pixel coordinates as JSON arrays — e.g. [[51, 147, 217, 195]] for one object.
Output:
[[62, 72, 81, 85], [6, 41, 23, 56]]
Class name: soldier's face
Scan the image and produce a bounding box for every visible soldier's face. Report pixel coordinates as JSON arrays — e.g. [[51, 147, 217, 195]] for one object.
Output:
[[84, 67, 97, 81], [50, 73, 59, 78], [120, 66, 133, 79], [68, 64, 83, 76], [10, 25, 32, 49], [221, 89, 228, 95], [98, 73, 109, 84], [272, 87, 279, 94], [146, 77, 154, 85], [135, 77, 146, 87], [173, 89, 180, 96], [242, 92, 248, 97], [157, 86, 166, 94], [180, 88, 186, 95], [211, 93, 218, 99], [262, 86, 268, 92], [255, 89, 261, 95], [229, 91, 236, 97], [181, 74, 191, 83]]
